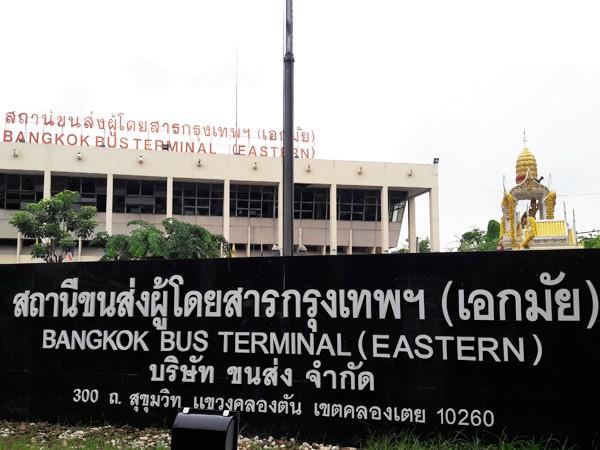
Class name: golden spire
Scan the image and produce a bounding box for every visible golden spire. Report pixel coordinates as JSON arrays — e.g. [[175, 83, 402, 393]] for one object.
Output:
[[515, 131, 538, 183]]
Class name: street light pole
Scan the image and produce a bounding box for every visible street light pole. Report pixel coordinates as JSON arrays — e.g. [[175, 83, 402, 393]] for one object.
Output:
[[282, 0, 294, 256]]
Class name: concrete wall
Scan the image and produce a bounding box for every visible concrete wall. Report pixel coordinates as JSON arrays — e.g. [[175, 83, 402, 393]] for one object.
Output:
[[0, 143, 437, 191]]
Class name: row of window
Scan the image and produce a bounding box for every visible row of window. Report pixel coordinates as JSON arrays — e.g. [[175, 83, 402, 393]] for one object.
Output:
[[0, 174, 43, 210], [1, 175, 407, 222], [51, 176, 107, 212]]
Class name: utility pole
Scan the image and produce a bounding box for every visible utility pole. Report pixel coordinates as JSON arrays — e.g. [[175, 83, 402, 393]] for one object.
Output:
[[282, 0, 294, 256]]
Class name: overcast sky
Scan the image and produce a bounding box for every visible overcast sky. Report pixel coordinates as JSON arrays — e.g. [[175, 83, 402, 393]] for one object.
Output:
[[2, 0, 599, 250]]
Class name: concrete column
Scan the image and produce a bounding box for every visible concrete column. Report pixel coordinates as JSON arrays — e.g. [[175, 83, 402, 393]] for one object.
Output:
[[329, 183, 337, 254], [223, 179, 230, 241], [408, 196, 416, 253], [348, 228, 353, 255], [16, 232, 22, 264], [43, 170, 51, 199], [106, 174, 113, 235], [429, 187, 440, 252], [277, 182, 284, 249], [166, 175, 173, 218], [381, 186, 389, 252], [78, 238, 82, 262], [247, 226, 251, 257]]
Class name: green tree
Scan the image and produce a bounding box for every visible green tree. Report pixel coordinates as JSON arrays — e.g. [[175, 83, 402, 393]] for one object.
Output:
[[418, 237, 431, 253], [457, 220, 500, 252], [162, 218, 227, 259], [9, 190, 97, 263], [388, 237, 429, 253], [99, 218, 231, 261], [480, 219, 500, 251], [579, 234, 600, 249], [458, 228, 486, 252], [91, 232, 130, 260]]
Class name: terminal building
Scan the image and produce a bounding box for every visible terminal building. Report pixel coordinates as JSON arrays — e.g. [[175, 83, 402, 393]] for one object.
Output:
[[0, 141, 440, 263]]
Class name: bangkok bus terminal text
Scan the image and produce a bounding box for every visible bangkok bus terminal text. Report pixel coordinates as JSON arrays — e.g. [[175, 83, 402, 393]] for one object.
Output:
[[41, 330, 527, 363]]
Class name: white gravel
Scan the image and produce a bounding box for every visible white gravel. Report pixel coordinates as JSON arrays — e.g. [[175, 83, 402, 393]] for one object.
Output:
[[0, 421, 358, 449]]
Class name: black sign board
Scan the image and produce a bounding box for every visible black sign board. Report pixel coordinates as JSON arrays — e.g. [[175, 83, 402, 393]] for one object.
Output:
[[1, 251, 599, 446]]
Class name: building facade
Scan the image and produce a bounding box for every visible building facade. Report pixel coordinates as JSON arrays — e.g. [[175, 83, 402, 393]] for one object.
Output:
[[0, 142, 440, 263]]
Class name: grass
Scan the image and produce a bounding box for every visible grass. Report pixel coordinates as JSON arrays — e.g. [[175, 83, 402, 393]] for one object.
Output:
[[0, 434, 574, 450], [362, 431, 575, 450], [0, 421, 170, 450], [0, 421, 581, 450], [0, 438, 169, 450]]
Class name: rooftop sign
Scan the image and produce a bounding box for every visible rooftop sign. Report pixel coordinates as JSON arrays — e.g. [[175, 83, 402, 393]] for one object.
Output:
[[3, 111, 316, 159]]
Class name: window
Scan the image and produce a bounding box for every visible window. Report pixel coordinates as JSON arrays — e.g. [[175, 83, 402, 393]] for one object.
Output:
[[389, 190, 407, 223], [337, 188, 381, 221], [113, 179, 167, 214], [294, 185, 330, 220], [51, 176, 107, 212], [173, 182, 224, 216], [230, 184, 277, 218], [0, 173, 43, 209]]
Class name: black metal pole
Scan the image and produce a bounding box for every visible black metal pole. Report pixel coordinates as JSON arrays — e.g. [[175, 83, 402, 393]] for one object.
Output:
[[282, 0, 294, 256]]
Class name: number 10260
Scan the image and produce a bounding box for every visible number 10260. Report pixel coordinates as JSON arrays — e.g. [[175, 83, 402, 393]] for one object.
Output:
[[436, 408, 494, 427]]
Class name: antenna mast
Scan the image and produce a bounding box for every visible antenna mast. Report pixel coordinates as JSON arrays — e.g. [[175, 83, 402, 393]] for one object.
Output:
[[234, 48, 238, 155]]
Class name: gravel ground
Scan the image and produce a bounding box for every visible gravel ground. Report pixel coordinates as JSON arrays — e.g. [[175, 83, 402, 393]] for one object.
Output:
[[0, 421, 356, 449]]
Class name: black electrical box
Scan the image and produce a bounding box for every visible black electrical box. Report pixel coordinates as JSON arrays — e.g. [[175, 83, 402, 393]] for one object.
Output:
[[171, 409, 238, 450]]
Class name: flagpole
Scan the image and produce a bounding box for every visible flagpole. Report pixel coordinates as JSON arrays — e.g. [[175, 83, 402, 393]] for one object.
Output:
[[282, 0, 295, 256]]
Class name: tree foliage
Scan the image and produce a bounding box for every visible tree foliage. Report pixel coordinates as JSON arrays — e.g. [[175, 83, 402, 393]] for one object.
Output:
[[9, 190, 97, 263], [388, 237, 430, 253], [458, 228, 486, 252], [418, 238, 431, 253], [579, 234, 600, 249], [457, 220, 500, 252], [99, 218, 231, 261]]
